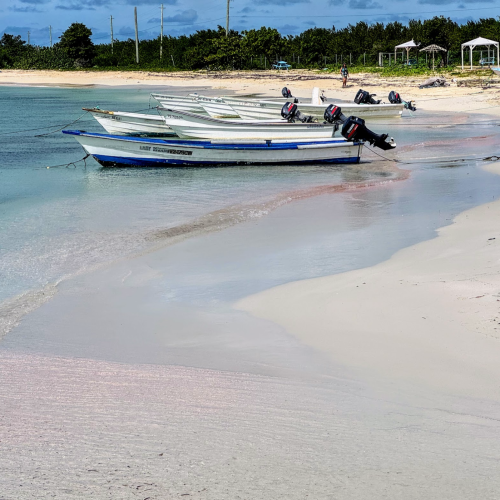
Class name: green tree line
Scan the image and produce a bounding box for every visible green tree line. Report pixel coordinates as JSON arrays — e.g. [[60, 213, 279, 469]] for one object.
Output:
[[1, 17, 500, 71]]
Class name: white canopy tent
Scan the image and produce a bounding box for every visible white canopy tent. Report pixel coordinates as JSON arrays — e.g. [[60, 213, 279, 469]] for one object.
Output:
[[395, 39, 419, 63], [461, 37, 499, 70]]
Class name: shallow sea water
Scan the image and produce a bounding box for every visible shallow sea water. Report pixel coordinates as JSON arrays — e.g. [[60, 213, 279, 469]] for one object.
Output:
[[1, 86, 500, 499]]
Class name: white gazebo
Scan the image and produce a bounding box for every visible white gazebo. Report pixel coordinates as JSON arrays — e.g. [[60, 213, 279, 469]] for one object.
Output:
[[461, 37, 499, 70], [395, 39, 419, 63]]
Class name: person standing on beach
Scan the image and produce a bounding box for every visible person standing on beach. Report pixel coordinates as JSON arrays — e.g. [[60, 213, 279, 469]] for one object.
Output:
[[340, 63, 349, 88]]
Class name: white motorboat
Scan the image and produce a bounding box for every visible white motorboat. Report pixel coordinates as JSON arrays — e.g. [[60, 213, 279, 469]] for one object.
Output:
[[151, 93, 205, 113], [156, 107, 337, 140], [194, 95, 239, 118], [63, 130, 363, 167], [224, 97, 404, 120], [152, 93, 239, 118], [83, 108, 176, 136]]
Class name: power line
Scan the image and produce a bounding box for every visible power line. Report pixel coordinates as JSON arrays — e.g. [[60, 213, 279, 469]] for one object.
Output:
[[235, 5, 500, 18]]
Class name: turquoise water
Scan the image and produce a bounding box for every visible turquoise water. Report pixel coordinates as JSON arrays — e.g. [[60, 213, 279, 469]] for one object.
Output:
[[1, 85, 500, 312]]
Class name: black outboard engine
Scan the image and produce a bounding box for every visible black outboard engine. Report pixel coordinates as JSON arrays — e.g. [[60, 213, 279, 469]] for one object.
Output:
[[324, 104, 395, 150], [388, 91, 402, 104], [342, 116, 395, 151], [324, 104, 346, 124], [388, 90, 417, 111], [282, 87, 292, 98], [354, 89, 381, 105], [281, 102, 316, 123]]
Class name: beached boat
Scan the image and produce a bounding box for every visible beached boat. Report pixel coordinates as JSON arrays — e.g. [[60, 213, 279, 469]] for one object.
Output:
[[63, 130, 362, 167], [153, 93, 239, 118], [151, 93, 205, 113], [83, 108, 176, 137], [156, 107, 337, 140], [197, 96, 240, 118], [224, 97, 404, 120], [193, 95, 239, 118]]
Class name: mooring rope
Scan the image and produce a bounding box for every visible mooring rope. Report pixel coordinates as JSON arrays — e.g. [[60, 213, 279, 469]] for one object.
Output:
[[44, 154, 90, 169], [365, 146, 500, 165], [0, 107, 159, 137], [34, 111, 90, 137]]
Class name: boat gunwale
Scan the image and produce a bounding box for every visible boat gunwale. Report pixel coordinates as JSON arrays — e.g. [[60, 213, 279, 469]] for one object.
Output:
[[156, 107, 336, 129], [84, 108, 165, 121], [63, 130, 358, 150]]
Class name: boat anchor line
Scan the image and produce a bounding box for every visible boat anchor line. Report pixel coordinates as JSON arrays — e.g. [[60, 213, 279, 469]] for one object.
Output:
[[44, 154, 90, 169], [361, 147, 500, 165], [34, 111, 90, 137]]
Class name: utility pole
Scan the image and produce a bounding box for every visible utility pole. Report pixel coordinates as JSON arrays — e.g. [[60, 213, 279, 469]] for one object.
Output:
[[160, 4, 163, 60], [134, 7, 139, 64], [49, 26, 52, 48], [28, 31, 30, 45], [225, 0, 229, 36], [110, 16, 114, 54]]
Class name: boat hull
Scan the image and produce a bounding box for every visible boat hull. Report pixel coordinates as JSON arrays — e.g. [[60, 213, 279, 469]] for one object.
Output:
[[63, 131, 362, 167], [157, 108, 337, 140], [224, 97, 404, 120], [195, 96, 240, 118], [151, 93, 205, 113], [86, 109, 176, 136]]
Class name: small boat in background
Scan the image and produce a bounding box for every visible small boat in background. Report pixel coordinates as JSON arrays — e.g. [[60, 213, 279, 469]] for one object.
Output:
[[156, 107, 337, 140], [63, 130, 363, 167], [83, 108, 176, 137], [193, 95, 239, 118], [224, 97, 404, 120], [150, 93, 205, 113]]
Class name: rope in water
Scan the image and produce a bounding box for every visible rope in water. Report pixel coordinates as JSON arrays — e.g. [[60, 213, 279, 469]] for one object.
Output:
[[44, 154, 90, 169], [365, 146, 500, 165], [34, 111, 90, 137], [0, 107, 158, 137]]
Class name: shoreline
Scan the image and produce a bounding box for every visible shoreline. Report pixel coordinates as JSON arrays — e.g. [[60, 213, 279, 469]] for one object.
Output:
[[2, 74, 500, 498], [2, 69, 500, 116], [237, 162, 500, 400], [2, 82, 500, 350]]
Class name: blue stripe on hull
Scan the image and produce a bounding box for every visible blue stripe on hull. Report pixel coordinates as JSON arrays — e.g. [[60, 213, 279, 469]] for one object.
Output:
[[93, 154, 361, 167]]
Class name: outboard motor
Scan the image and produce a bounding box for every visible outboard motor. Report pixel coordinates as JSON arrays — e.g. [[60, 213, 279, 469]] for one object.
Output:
[[324, 104, 346, 124], [324, 104, 395, 150], [282, 87, 292, 98], [388, 91, 402, 104], [354, 89, 381, 105], [388, 90, 417, 111], [281, 102, 316, 123], [342, 116, 395, 151]]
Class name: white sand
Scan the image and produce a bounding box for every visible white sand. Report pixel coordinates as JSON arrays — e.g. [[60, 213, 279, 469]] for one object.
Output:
[[2, 68, 500, 117], [238, 162, 500, 400]]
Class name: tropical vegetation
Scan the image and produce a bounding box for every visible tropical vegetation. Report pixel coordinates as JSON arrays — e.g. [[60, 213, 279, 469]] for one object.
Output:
[[1, 16, 499, 71]]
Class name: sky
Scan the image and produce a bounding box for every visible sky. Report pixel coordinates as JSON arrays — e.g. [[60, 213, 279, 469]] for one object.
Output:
[[1, 0, 500, 46]]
